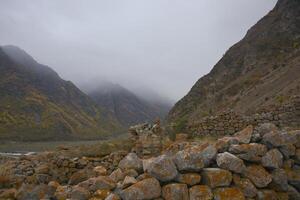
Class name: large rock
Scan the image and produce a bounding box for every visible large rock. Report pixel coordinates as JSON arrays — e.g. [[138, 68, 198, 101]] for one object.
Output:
[[286, 169, 300, 191], [234, 125, 253, 144], [162, 183, 189, 200], [261, 149, 283, 169], [120, 178, 161, 200], [270, 169, 288, 192], [256, 123, 278, 136], [279, 144, 296, 159], [229, 143, 267, 162], [175, 173, 201, 186], [216, 152, 246, 173], [201, 168, 232, 188], [143, 155, 178, 182], [16, 184, 56, 200], [70, 186, 91, 200], [122, 176, 137, 189], [174, 144, 217, 172], [232, 174, 257, 198], [118, 153, 143, 172], [256, 190, 277, 200], [213, 187, 245, 200], [244, 165, 272, 188], [78, 176, 116, 192], [215, 137, 239, 153], [189, 185, 213, 200], [262, 130, 296, 148], [109, 168, 125, 183]]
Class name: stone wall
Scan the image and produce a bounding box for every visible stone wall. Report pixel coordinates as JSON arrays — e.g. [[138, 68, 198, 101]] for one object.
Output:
[[187, 96, 300, 137]]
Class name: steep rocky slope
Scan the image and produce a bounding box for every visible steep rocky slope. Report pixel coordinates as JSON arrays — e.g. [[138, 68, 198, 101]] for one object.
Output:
[[168, 0, 300, 132], [0, 45, 121, 141], [88, 82, 172, 126]]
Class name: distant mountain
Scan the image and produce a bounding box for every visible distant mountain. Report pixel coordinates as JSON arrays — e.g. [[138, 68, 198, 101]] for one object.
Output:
[[0, 45, 121, 141], [88, 81, 172, 126], [168, 0, 300, 132]]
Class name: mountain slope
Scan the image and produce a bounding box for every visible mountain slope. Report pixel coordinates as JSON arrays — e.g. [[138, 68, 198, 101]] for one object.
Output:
[[168, 0, 300, 132], [88, 82, 172, 126], [0, 45, 121, 141]]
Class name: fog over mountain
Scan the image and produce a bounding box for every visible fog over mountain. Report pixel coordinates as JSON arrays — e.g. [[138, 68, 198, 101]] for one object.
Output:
[[0, 0, 277, 101]]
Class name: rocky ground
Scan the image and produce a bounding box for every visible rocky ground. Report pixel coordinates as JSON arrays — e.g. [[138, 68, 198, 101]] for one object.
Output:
[[0, 123, 300, 200]]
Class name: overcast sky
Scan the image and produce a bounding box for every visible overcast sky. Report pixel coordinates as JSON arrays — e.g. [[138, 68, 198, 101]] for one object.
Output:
[[0, 0, 277, 102]]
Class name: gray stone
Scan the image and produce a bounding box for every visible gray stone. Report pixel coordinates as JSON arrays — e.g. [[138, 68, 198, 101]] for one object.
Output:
[[261, 149, 283, 169], [118, 153, 143, 172], [279, 144, 296, 159], [144, 155, 178, 182], [270, 169, 288, 192], [216, 152, 246, 173]]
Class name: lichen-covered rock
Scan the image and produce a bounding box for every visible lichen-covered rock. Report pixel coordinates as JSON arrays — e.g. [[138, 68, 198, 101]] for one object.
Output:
[[215, 137, 239, 152], [261, 149, 283, 169], [189, 185, 213, 200], [175, 173, 201, 186], [93, 189, 111, 199], [244, 165, 272, 188], [109, 169, 125, 183], [234, 125, 253, 144], [16, 184, 56, 200], [201, 168, 232, 188], [279, 144, 296, 159], [78, 176, 116, 192], [144, 155, 178, 182], [118, 153, 143, 172], [174, 144, 217, 172], [120, 178, 161, 200], [54, 185, 72, 200], [162, 183, 189, 200], [229, 143, 267, 162], [70, 186, 91, 200], [213, 187, 245, 200], [122, 176, 137, 189], [257, 190, 277, 200], [216, 152, 246, 173], [68, 169, 90, 185], [269, 169, 288, 192], [232, 174, 257, 198]]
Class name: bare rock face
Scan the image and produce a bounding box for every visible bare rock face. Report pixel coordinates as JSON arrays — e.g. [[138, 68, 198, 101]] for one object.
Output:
[[232, 174, 257, 198], [120, 178, 161, 200], [143, 155, 178, 182], [216, 152, 246, 173], [174, 144, 217, 172], [118, 153, 143, 172], [189, 185, 213, 200], [162, 183, 189, 200], [213, 187, 245, 200], [201, 168, 232, 188], [256, 190, 277, 200], [175, 173, 201, 186], [262, 149, 283, 169], [229, 143, 267, 162], [234, 125, 253, 144], [244, 165, 272, 188]]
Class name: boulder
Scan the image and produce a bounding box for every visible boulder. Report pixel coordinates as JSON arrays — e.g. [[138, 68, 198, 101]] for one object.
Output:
[[0, 188, 17, 199], [216, 152, 246, 173], [270, 169, 288, 192], [118, 153, 143, 172], [256, 190, 277, 200], [16, 184, 56, 200], [70, 186, 91, 200], [175, 173, 201, 186], [144, 155, 178, 182], [213, 187, 245, 200], [54, 185, 72, 200], [234, 125, 253, 144], [215, 137, 239, 152], [122, 176, 137, 189], [68, 169, 90, 185], [109, 169, 125, 183], [201, 168, 232, 188], [162, 183, 189, 200], [189, 185, 213, 200], [78, 176, 116, 192], [229, 143, 267, 162], [244, 165, 272, 188], [261, 149, 283, 169], [232, 174, 257, 198], [256, 123, 278, 136], [279, 144, 296, 159], [174, 144, 217, 172], [262, 131, 295, 148], [286, 169, 300, 191], [120, 178, 161, 200], [287, 185, 300, 200], [93, 189, 111, 199]]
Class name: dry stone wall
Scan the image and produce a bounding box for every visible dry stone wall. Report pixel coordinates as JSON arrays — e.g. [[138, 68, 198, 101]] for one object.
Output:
[[187, 96, 300, 137]]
